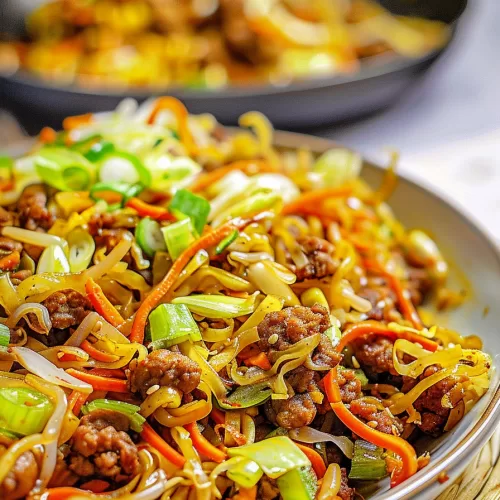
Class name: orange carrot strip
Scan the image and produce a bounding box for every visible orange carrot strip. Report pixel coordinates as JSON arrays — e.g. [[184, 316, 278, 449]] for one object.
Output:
[[88, 368, 126, 379], [184, 422, 227, 463], [79, 480, 109, 493], [339, 320, 438, 353], [141, 422, 186, 468], [66, 368, 128, 393], [0, 251, 20, 271], [324, 368, 418, 487], [40, 127, 57, 144], [237, 344, 261, 361], [233, 485, 257, 500], [190, 160, 277, 193], [244, 352, 271, 371], [68, 390, 88, 415], [147, 97, 197, 155], [129, 213, 269, 344], [45, 487, 93, 499], [80, 339, 120, 363], [85, 277, 124, 328], [363, 260, 423, 329], [210, 408, 226, 426], [125, 197, 176, 221], [63, 113, 93, 131], [294, 442, 327, 479], [281, 187, 353, 215]]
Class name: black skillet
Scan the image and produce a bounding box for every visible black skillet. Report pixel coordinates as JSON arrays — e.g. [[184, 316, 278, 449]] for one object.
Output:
[[0, 0, 467, 135]]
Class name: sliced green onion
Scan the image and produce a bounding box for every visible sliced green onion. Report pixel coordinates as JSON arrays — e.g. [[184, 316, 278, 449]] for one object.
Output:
[[67, 227, 96, 272], [217, 382, 271, 410], [0, 387, 54, 436], [277, 466, 318, 500], [33, 147, 94, 191], [171, 293, 258, 319], [348, 439, 387, 480], [98, 151, 151, 187], [0, 156, 13, 179], [324, 325, 342, 347], [70, 134, 102, 154], [148, 303, 202, 349], [84, 140, 115, 162], [227, 458, 263, 488], [0, 324, 10, 348], [169, 189, 210, 236], [161, 218, 195, 260], [37, 244, 70, 274], [135, 217, 167, 257], [227, 436, 310, 479], [265, 427, 289, 439], [82, 399, 145, 432], [90, 181, 143, 204], [215, 230, 239, 254]]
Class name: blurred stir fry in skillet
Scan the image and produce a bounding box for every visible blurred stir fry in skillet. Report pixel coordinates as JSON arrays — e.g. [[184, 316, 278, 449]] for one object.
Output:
[[0, 97, 491, 499], [0, 0, 450, 89]]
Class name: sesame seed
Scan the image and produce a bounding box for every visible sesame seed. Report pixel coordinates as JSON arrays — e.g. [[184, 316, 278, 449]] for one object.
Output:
[[367, 421, 378, 428], [352, 356, 360, 369], [268, 334, 279, 345]]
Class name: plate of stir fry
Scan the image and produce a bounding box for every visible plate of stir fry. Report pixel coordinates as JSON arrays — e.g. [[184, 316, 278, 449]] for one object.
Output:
[[0, 97, 497, 500]]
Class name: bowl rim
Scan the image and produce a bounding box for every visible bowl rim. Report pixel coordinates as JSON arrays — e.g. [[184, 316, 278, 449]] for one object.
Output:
[[272, 129, 500, 500]]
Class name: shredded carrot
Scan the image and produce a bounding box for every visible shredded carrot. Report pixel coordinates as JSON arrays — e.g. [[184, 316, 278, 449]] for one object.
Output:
[[40, 126, 57, 144], [237, 344, 261, 361], [339, 320, 438, 353], [66, 368, 129, 393], [190, 160, 277, 192], [147, 97, 197, 155], [44, 487, 93, 499], [0, 251, 20, 271], [232, 485, 257, 500], [363, 259, 423, 329], [324, 368, 418, 487], [294, 442, 327, 479], [244, 352, 271, 371], [68, 390, 88, 415], [141, 422, 186, 468], [125, 197, 176, 221], [210, 408, 226, 426], [185, 421, 227, 463], [85, 277, 124, 328], [79, 480, 109, 493], [87, 368, 127, 379], [81, 339, 120, 363], [63, 113, 93, 131], [129, 213, 269, 344], [281, 186, 353, 215]]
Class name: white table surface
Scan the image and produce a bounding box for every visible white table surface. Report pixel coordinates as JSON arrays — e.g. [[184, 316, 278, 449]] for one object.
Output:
[[319, 0, 500, 240]]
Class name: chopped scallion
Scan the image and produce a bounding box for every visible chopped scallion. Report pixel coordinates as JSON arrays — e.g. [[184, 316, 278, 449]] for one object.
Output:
[[90, 181, 143, 204], [169, 189, 210, 235], [81, 399, 146, 432], [171, 293, 258, 319], [215, 230, 239, 254], [216, 382, 271, 410], [37, 244, 70, 274], [98, 151, 151, 187], [33, 147, 94, 191], [348, 439, 387, 480], [135, 218, 167, 257], [0, 324, 10, 348], [84, 140, 115, 162], [67, 227, 96, 272], [0, 387, 54, 436], [148, 303, 202, 349], [161, 218, 195, 260]]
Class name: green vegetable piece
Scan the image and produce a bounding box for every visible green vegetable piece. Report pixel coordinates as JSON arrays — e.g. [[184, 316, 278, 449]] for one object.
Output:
[[161, 218, 195, 260], [227, 458, 263, 488], [67, 227, 96, 273], [217, 382, 272, 410], [148, 303, 202, 349], [265, 427, 289, 438], [277, 466, 318, 500], [82, 399, 145, 432], [70, 134, 102, 154], [0, 324, 10, 347], [90, 181, 143, 205], [98, 151, 152, 187], [0, 427, 21, 440], [349, 439, 388, 480], [227, 436, 310, 479], [34, 147, 94, 191], [169, 189, 210, 236], [338, 366, 369, 388], [37, 244, 70, 274], [84, 140, 115, 162], [135, 217, 167, 257], [215, 230, 239, 255], [324, 325, 342, 346], [171, 293, 257, 319], [0, 156, 13, 180], [0, 387, 54, 436], [313, 148, 362, 188]]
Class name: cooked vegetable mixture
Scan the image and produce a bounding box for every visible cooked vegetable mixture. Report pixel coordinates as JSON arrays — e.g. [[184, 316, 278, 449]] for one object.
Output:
[[0, 97, 491, 499], [0, 0, 450, 89]]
